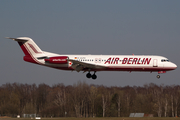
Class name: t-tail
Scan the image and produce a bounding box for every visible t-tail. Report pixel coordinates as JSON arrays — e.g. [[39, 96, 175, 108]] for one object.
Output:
[[6, 37, 46, 64]]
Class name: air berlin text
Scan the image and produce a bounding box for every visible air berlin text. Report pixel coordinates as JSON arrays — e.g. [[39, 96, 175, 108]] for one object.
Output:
[[104, 57, 151, 65]]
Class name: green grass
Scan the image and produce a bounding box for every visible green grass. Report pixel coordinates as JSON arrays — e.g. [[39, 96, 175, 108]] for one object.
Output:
[[1, 117, 180, 120]]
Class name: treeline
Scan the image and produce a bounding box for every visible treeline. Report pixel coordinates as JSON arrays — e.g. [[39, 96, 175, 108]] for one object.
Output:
[[0, 82, 179, 117]]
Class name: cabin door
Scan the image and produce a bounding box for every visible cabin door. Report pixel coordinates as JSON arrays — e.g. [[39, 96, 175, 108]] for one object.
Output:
[[153, 59, 158, 67]]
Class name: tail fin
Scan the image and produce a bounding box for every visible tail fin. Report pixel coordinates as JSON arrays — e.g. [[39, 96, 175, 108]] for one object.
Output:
[[6, 37, 46, 64]]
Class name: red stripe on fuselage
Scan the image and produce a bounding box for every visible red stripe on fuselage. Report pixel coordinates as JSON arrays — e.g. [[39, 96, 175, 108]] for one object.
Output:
[[104, 66, 174, 71], [17, 42, 40, 64], [23, 44, 41, 64], [18, 42, 30, 56], [18, 42, 38, 64], [28, 43, 42, 54], [54, 66, 175, 72]]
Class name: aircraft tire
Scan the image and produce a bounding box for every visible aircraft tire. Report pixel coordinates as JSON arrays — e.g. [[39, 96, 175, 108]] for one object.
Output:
[[86, 73, 92, 78], [157, 75, 160, 79], [92, 74, 97, 80]]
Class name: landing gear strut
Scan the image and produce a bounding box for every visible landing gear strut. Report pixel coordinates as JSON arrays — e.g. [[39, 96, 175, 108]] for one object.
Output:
[[86, 71, 97, 80]]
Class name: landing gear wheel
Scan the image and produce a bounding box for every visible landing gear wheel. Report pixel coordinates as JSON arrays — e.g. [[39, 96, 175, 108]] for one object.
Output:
[[92, 74, 97, 80], [86, 73, 92, 78], [157, 75, 160, 79]]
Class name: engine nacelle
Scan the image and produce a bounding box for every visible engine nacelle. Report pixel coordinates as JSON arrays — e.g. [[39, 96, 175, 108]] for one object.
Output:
[[45, 56, 68, 64]]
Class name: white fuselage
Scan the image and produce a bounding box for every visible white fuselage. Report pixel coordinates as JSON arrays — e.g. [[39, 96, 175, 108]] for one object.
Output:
[[38, 53, 177, 72], [7, 37, 177, 79]]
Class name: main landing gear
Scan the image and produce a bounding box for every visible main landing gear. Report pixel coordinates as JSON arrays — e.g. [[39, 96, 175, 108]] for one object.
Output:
[[86, 71, 97, 80]]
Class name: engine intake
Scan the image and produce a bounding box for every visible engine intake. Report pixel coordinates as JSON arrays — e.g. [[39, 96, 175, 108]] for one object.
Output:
[[45, 56, 68, 64]]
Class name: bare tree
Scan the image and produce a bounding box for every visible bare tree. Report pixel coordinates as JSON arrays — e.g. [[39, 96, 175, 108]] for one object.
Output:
[[69, 81, 89, 117], [113, 88, 123, 117], [173, 86, 180, 117], [164, 95, 169, 117], [98, 86, 112, 117], [54, 87, 66, 116], [102, 94, 107, 117], [89, 85, 97, 117], [151, 84, 163, 117]]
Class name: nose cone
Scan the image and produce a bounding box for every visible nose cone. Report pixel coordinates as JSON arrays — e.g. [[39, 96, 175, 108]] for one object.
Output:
[[164, 62, 177, 71], [173, 63, 177, 69], [171, 62, 177, 70]]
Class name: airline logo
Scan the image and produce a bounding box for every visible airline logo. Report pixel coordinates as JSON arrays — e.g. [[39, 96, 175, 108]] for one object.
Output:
[[104, 57, 151, 64], [52, 59, 66, 61], [28, 43, 42, 54]]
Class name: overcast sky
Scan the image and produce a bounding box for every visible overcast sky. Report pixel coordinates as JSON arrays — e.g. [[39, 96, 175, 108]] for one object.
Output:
[[1, 0, 180, 87]]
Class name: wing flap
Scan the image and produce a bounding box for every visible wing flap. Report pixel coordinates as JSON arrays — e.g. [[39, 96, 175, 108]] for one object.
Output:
[[67, 59, 107, 72]]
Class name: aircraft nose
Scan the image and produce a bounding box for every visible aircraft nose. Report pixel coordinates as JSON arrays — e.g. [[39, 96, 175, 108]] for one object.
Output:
[[171, 63, 177, 70], [164, 62, 177, 70]]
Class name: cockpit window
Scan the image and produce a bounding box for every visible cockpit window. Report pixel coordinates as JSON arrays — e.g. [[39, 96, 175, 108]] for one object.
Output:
[[161, 59, 169, 62]]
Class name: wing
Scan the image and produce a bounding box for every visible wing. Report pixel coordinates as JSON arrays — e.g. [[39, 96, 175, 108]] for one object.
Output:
[[67, 59, 107, 72]]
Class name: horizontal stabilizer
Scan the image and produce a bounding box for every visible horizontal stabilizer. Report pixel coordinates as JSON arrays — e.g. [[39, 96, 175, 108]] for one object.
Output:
[[5, 37, 28, 42]]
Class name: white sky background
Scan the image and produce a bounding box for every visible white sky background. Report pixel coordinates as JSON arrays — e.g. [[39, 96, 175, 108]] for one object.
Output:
[[1, 0, 180, 87]]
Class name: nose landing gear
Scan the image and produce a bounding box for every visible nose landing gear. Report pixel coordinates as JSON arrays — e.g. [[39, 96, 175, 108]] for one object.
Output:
[[156, 71, 166, 79], [156, 75, 160, 79], [86, 71, 97, 80]]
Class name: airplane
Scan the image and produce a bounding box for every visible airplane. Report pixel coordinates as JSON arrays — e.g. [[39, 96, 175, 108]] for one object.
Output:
[[6, 37, 177, 79]]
